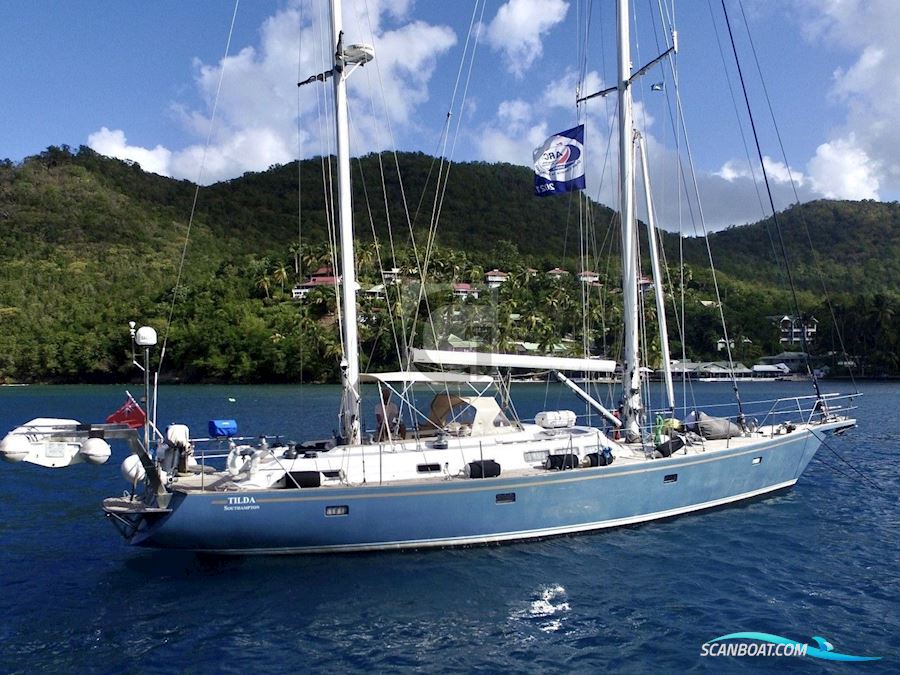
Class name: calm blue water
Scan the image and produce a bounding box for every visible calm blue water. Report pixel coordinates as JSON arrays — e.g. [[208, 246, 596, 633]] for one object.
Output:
[[0, 381, 896, 672]]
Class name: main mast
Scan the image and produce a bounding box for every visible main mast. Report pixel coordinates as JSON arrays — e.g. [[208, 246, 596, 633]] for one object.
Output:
[[617, 0, 642, 440], [330, 1, 361, 444]]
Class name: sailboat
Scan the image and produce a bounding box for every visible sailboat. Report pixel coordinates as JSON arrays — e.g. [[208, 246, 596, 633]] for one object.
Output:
[[0, 1, 857, 554]]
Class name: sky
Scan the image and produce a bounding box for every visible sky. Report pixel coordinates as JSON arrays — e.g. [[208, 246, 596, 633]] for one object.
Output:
[[2, 0, 897, 230]]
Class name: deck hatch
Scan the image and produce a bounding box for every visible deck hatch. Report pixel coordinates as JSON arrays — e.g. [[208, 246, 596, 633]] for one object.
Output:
[[663, 473, 678, 483]]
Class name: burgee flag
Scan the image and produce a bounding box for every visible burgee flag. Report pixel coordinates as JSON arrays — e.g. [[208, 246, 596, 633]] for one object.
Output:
[[533, 125, 586, 197]]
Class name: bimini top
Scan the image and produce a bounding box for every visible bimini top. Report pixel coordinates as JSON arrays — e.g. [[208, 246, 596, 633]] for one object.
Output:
[[411, 348, 617, 373], [360, 371, 495, 384]]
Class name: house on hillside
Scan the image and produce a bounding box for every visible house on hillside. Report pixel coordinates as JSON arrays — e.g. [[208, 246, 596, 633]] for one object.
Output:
[[383, 267, 402, 284], [547, 267, 570, 280], [453, 282, 479, 300], [484, 269, 509, 288], [292, 266, 340, 300], [769, 315, 817, 345], [717, 337, 752, 352]]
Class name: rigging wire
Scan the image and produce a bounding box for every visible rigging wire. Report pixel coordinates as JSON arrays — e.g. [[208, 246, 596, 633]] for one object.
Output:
[[641, 0, 702, 417], [810, 452, 873, 490], [354, 0, 438, 374], [581, 0, 624, 407], [719, 0, 824, 402], [575, 2, 591, 387], [406, 0, 488, 365], [350, 0, 411, 370], [649, 14, 746, 420], [625, 0, 701, 418], [635, 0, 690, 410], [704, 0, 769, 226], [657, 0, 692, 416], [295, 0, 307, 399], [314, 8, 345, 364], [809, 428, 882, 491], [158, 0, 241, 372], [736, 0, 858, 393]]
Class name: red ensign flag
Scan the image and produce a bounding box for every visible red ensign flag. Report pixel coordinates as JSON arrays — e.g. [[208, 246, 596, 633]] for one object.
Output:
[[105, 393, 146, 429]]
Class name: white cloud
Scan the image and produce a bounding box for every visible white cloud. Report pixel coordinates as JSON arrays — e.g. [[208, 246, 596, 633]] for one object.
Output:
[[542, 69, 604, 110], [795, 0, 900, 199], [831, 45, 885, 99], [807, 134, 879, 199], [356, 21, 457, 127], [497, 99, 532, 132], [87, 2, 455, 183], [715, 160, 745, 183], [716, 156, 806, 187], [169, 127, 294, 183], [477, 117, 547, 165], [87, 127, 172, 176], [482, 0, 569, 78]]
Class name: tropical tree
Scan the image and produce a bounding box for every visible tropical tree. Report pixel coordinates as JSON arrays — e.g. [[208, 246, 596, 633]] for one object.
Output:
[[273, 263, 290, 295], [256, 273, 271, 299]]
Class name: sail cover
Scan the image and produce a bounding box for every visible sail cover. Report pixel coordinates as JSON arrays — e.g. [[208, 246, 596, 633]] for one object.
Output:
[[533, 125, 586, 196]]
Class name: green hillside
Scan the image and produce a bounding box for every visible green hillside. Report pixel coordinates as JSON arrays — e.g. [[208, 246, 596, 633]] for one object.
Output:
[[677, 199, 900, 296], [0, 145, 896, 383]]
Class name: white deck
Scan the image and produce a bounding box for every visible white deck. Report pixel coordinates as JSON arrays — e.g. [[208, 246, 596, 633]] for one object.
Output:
[[168, 417, 852, 494]]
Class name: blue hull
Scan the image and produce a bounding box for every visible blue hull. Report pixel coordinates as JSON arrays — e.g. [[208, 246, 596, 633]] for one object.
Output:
[[132, 431, 819, 553]]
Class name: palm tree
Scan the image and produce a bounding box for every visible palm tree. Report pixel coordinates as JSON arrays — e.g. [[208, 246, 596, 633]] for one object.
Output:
[[273, 263, 290, 295], [356, 242, 376, 279], [536, 319, 559, 354], [288, 243, 301, 275], [467, 264, 484, 285], [256, 273, 271, 299]]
